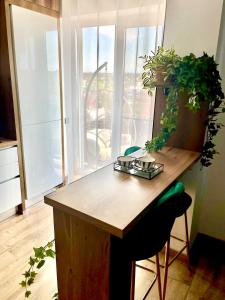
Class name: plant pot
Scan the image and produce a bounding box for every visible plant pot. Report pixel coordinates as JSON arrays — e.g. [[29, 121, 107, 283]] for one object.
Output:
[[154, 71, 166, 85], [154, 68, 171, 86], [153, 89, 208, 152]]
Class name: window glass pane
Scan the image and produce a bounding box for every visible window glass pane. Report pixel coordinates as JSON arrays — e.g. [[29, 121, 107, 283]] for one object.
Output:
[[121, 26, 156, 153], [157, 25, 164, 47], [83, 27, 97, 73], [81, 25, 115, 175], [76, 24, 159, 178]]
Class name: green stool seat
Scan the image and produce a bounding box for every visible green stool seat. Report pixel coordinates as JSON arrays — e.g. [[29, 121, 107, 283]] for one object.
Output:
[[124, 146, 141, 156], [156, 182, 185, 207], [156, 182, 192, 217]]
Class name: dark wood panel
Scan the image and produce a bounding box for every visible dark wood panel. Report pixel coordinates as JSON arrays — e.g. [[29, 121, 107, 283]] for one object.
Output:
[[153, 88, 208, 152], [0, 0, 16, 140]]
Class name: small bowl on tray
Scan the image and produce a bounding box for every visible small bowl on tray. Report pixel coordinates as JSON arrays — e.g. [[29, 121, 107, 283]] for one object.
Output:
[[117, 156, 135, 168], [134, 156, 156, 171]]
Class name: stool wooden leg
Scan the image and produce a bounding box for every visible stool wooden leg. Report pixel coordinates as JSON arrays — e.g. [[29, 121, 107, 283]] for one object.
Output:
[[156, 254, 163, 300], [163, 239, 170, 300], [184, 211, 191, 269], [130, 261, 136, 300]]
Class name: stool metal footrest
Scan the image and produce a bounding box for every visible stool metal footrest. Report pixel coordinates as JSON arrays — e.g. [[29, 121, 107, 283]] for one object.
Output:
[[136, 263, 158, 300], [147, 235, 189, 268]]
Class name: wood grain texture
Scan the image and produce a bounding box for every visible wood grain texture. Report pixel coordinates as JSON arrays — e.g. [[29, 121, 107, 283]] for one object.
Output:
[[0, 0, 16, 140], [53, 209, 132, 300], [6, 0, 60, 17], [45, 147, 200, 238], [25, 0, 60, 12], [0, 138, 17, 149], [4, 1, 27, 211], [153, 88, 208, 152]]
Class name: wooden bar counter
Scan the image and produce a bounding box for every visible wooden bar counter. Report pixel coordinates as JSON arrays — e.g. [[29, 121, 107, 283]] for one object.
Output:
[[45, 147, 200, 300]]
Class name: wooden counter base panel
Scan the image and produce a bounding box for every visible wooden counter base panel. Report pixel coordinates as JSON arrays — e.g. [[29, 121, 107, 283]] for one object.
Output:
[[54, 208, 132, 300]]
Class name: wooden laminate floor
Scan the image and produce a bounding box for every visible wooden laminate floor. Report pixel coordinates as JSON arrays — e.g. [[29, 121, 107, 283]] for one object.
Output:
[[0, 201, 224, 300]]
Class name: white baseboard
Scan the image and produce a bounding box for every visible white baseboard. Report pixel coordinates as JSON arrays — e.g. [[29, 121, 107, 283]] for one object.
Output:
[[25, 188, 56, 208]]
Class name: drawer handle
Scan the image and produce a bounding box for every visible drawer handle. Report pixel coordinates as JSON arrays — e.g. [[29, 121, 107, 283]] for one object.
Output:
[[0, 175, 20, 185]]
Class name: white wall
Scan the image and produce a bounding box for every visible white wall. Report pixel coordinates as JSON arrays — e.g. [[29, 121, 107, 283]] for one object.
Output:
[[163, 0, 224, 242], [198, 1, 225, 241], [164, 0, 222, 56]]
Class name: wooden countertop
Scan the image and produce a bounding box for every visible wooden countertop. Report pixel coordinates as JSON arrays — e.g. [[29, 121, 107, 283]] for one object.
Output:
[[45, 147, 200, 238], [0, 138, 17, 149]]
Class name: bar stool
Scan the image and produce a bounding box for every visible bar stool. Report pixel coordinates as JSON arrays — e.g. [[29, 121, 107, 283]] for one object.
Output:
[[158, 191, 192, 300], [124, 191, 192, 300], [153, 182, 192, 266], [124, 147, 192, 267], [124, 147, 193, 299], [122, 193, 179, 300]]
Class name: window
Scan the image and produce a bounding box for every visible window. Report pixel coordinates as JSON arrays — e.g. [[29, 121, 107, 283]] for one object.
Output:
[[82, 25, 115, 171], [62, 0, 166, 181]]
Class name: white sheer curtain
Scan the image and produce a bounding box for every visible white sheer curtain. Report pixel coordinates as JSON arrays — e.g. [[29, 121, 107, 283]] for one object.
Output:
[[61, 0, 166, 182]]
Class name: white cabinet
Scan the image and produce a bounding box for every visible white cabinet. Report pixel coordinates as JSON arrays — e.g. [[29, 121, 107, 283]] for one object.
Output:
[[0, 147, 22, 214], [11, 6, 63, 202], [0, 162, 19, 183], [0, 147, 18, 166], [0, 178, 21, 213], [22, 120, 62, 200]]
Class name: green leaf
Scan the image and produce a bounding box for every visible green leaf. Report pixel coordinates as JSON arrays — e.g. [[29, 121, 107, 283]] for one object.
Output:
[[29, 257, 35, 266], [37, 260, 45, 269], [52, 292, 58, 299], [47, 242, 54, 248], [23, 271, 30, 278], [46, 249, 55, 258], [27, 278, 34, 286], [34, 247, 45, 259], [30, 271, 37, 278], [25, 290, 32, 298], [19, 280, 26, 288]]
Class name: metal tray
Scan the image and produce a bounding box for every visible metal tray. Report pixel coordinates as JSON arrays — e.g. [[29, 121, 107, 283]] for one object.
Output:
[[113, 162, 164, 180]]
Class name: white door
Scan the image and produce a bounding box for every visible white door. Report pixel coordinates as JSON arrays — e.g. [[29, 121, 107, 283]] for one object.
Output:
[[11, 5, 63, 201]]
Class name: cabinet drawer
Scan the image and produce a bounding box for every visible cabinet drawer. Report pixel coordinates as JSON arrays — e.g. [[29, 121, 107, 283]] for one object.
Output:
[[0, 162, 19, 183], [0, 177, 22, 214], [0, 147, 18, 167]]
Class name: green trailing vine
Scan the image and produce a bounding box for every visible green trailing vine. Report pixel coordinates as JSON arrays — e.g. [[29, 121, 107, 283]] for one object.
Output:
[[20, 240, 58, 299], [145, 86, 179, 152], [142, 47, 225, 167]]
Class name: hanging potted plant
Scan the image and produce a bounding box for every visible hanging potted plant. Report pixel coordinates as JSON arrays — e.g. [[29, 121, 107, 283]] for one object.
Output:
[[142, 47, 179, 87], [142, 47, 225, 167]]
